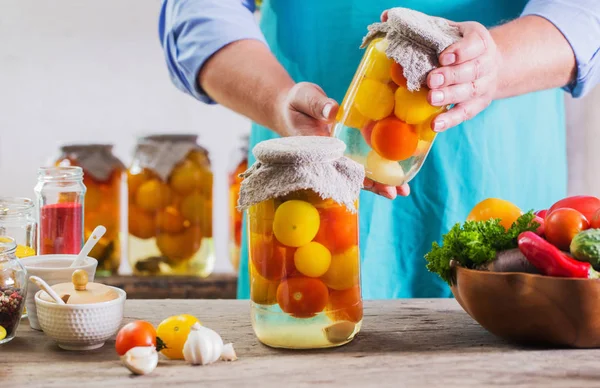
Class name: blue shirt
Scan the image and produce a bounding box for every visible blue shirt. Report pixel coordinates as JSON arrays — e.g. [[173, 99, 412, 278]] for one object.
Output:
[[159, 0, 600, 101]]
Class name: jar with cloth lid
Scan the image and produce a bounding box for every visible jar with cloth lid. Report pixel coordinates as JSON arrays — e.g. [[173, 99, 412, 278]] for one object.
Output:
[[127, 134, 214, 277], [55, 144, 125, 276], [333, 8, 460, 187], [238, 136, 364, 349]]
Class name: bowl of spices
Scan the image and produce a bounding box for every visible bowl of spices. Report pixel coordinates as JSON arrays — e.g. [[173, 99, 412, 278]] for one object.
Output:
[[34, 269, 125, 350], [0, 237, 27, 344]]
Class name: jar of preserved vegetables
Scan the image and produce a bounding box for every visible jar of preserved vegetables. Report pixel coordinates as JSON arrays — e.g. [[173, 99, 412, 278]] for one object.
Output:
[[0, 236, 27, 343], [228, 135, 249, 272], [128, 134, 214, 277], [0, 197, 37, 258], [238, 136, 364, 349], [333, 36, 450, 187], [35, 166, 85, 255], [55, 144, 125, 276]]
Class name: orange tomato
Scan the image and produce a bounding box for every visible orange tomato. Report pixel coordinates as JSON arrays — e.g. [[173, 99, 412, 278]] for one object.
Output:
[[169, 159, 204, 196], [156, 206, 186, 234], [467, 198, 523, 231], [545, 208, 590, 251], [128, 203, 156, 239], [326, 286, 363, 323], [127, 169, 152, 199], [135, 179, 172, 212], [314, 204, 358, 255], [370, 116, 419, 161], [234, 219, 243, 246], [320, 245, 360, 291], [250, 234, 297, 281], [276, 277, 329, 318], [250, 261, 279, 305], [390, 62, 407, 87]]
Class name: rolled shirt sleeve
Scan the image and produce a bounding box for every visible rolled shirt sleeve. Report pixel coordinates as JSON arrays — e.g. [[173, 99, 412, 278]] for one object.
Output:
[[522, 0, 600, 98], [159, 0, 268, 103]]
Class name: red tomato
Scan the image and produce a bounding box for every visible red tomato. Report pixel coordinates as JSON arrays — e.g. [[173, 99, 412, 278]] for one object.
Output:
[[544, 208, 590, 251], [547, 196, 600, 222], [534, 209, 547, 219], [325, 286, 363, 323], [115, 320, 157, 356], [313, 205, 358, 255], [276, 277, 329, 318], [533, 215, 545, 236], [592, 208, 600, 229], [250, 235, 296, 281]]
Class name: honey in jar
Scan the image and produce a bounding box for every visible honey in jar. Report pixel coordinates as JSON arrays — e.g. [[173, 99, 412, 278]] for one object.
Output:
[[55, 145, 124, 276], [239, 136, 364, 349], [333, 37, 448, 187], [128, 135, 214, 277]]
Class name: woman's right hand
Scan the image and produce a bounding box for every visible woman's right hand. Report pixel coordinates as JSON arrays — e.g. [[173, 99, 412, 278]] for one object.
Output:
[[275, 82, 410, 199]]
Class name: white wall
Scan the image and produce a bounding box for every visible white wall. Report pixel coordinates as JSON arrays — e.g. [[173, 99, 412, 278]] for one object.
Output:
[[0, 0, 250, 273]]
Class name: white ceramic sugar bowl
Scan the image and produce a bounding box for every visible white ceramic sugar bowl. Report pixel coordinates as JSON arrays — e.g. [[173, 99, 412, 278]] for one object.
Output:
[[34, 269, 126, 350]]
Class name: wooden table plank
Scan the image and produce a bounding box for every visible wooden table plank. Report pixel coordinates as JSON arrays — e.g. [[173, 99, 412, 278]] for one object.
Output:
[[3, 299, 600, 388]]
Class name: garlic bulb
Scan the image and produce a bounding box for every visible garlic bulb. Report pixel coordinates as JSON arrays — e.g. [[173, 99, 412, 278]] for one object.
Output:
[[220, 343, 238, 361], [183, 323, 224, 365], [121, 346, 158, 375]]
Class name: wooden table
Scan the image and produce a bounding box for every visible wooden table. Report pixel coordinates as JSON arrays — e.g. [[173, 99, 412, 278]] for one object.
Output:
[[4, 299, 600, 387]]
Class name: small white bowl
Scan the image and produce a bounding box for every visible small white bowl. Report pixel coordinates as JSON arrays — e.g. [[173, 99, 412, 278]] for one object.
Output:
[[21, 255, 98, 330], [34, 287, 126, 351]]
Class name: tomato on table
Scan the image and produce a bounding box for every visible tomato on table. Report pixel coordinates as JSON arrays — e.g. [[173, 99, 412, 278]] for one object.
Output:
[[548, 196, 600, 222], [156, 314, 201, 360], [370, 116, 419, 161], [545, 208, 590, 251], [276, 277, 329, 318], [314, 204, 358, 255], [115, 320, 158, 356], [325, 286, 363, 323], [467, 198, 522, 231]]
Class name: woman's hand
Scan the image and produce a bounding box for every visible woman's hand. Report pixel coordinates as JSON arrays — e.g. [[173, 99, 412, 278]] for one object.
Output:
[[275, 82, 410, 200], [381, 11, 500, 132]]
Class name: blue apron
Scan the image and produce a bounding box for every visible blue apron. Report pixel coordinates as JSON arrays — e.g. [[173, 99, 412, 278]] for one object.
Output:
[[238, 0, 567, 299]]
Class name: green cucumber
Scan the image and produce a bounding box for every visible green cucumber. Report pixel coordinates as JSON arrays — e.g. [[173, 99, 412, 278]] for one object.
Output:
[[570, 229, 600, 268]]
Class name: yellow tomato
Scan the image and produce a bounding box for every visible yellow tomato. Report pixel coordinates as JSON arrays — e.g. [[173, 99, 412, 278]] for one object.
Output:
[[417, 117, 437, 142], [320, 245, 360, 290], [294, 242, 332, 277], [354, 79, 395, 121], [394, 86, 442, 125], [467, 198, 523, 230], [250, 261, 279, 305], [135, 180, 172, 212], [363, 38, 394, 82], [156, 314, 201, 360], [0, 325, 6, 341], [272, 200, 320, 247], [15, 245, 35, 258], [336, 104, 369, 129]]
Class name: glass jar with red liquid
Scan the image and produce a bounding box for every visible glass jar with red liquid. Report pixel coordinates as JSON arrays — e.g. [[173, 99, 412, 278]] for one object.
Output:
[[34, 166, 85, 255]]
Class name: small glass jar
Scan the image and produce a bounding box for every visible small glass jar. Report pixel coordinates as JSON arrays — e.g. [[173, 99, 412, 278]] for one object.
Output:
[[0, 197, 37, 258], [228, 135, 249, 272], [333, 37, 447, 186], [0, 237, 27, 344], [128, 134, 215, 277], [54, 144, 125, 276], [240, 137, 364, 349], [35, 167, 85, 255]]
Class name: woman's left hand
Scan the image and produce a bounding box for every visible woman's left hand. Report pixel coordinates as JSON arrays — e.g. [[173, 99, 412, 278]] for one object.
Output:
[[381, 11, 500, 132]]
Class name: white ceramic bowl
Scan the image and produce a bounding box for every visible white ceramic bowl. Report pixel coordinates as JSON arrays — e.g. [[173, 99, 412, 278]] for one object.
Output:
[[21, 255, 98, 330], [34, 287, 126, 351]]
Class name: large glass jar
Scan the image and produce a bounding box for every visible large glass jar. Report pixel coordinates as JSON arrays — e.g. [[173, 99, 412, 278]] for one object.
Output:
[[0, 197, 37, 258], [333, 37, 447, 187], [35, 167, 86, 255], [228, 135, 249, 272], [55, 144, 125, 276], [240, 136, 364, 350], [0, 237, 27, 344], [128, 134, 215, 277]]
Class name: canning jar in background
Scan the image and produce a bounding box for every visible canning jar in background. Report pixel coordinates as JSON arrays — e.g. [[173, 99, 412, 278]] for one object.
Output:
[[55, 144, 125, 276], [0, 197, 37, 258], [333, 37, 448, 187], [35, 166, 85, 255], [228, 135, 249, 273], [0, 237, 27, 344], [128, 134, 214, 277], [239, 136, 364, 349]]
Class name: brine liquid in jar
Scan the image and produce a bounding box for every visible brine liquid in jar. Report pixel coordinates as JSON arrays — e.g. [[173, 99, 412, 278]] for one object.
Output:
[[128, 135, 215, 277], [249, 189, 362, 349], [333, 37, 446, 187]]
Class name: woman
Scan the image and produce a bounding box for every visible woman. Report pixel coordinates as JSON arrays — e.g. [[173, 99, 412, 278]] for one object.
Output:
[[159, 0, 600, 299]]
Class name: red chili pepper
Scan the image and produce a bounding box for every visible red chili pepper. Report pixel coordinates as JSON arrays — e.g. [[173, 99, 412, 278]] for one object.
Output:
[[517, 231, 599, 279]]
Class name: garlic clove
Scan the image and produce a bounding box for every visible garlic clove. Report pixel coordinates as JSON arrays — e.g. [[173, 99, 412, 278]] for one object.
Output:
[[121, 346, 158, 375], [323, 321, 356, 344], [183, 323, 224, 366], [220, 343, 237, 361]]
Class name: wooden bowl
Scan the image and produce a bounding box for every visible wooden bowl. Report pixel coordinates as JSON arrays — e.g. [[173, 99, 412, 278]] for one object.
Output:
[[451, 265, 600, 348]]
